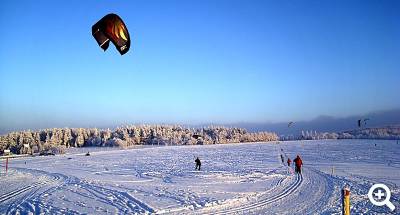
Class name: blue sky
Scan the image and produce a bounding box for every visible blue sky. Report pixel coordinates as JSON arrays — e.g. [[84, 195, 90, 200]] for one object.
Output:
[[0, 0, 399, 132]]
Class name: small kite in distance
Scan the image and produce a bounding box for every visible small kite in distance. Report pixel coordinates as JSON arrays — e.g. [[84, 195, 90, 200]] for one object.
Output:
[[358, 118, 370, 128], [192, 134, 202, 139], [288, 122, 294, 127]]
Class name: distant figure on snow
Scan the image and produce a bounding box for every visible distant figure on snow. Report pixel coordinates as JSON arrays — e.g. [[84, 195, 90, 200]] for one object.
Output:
[[293, 155, 303, 175], [85, 152, 90, 156], [287, 158, 291, 167], [195, 157, 201, 171], [280, 154, 285, 164]]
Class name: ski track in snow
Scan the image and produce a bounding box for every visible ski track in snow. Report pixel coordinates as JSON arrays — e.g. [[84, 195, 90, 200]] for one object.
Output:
[[0, 167, 155, 214], [199, 172, 304, 214], [0, 140, 399, 214], [190, 167, 338, 215]]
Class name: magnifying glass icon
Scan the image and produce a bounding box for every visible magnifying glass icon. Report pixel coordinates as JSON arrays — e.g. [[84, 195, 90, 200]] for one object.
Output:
[[368, 184, 395, 211]]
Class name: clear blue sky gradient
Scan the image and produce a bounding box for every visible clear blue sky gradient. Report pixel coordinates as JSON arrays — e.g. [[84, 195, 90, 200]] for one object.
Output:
[[0, 0, 399, 132]]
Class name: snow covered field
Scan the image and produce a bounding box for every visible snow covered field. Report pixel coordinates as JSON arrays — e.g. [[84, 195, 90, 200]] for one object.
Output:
[[0, 140, 399, 214]]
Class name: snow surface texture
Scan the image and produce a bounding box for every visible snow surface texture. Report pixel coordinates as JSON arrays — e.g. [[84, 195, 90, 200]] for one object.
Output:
[[0, 140, 399, 214]]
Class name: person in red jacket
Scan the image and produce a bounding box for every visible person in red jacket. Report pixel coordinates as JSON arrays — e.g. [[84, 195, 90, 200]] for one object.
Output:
[[287, 158, 292, 167], [293, 155, 303, 175]]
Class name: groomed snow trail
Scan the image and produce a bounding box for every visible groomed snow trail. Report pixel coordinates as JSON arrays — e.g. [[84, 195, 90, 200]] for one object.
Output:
[[194, 171, 304, 214], [190, 166, 339, 215]]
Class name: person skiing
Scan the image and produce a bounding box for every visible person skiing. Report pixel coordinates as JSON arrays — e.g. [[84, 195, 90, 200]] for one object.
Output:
[[195, 157, 201, 171], [287, 158, 291, 167], [293, 155, 303, 175], [280, 154, 285, 164]]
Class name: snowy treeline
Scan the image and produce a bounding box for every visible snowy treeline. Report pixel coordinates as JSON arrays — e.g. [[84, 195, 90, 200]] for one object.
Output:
[[280, 126, 400, 141], [0, 125, 278, 155], [342, 126, 400, 139], [280, 130, 340, 141]]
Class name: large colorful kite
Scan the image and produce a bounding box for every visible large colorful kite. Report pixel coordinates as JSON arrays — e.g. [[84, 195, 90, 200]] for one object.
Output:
[[92, 13, 131, 55]]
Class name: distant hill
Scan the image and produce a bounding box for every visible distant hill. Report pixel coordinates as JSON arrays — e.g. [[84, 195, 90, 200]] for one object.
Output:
[[234, 109, 400, 135]]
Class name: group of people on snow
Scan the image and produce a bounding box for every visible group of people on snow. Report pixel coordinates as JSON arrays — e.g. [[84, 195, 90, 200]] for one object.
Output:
[[194, 154, 303, 175], [286, 155, 303, 175]]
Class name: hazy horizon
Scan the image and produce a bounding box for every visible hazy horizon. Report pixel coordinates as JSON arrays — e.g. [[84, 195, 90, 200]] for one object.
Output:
[[1, 0, 399, 133], [1, 108, 399, 135]]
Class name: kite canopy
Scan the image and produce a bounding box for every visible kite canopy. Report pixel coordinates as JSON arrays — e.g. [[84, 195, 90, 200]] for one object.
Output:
[[92, 13, 131, 55]]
